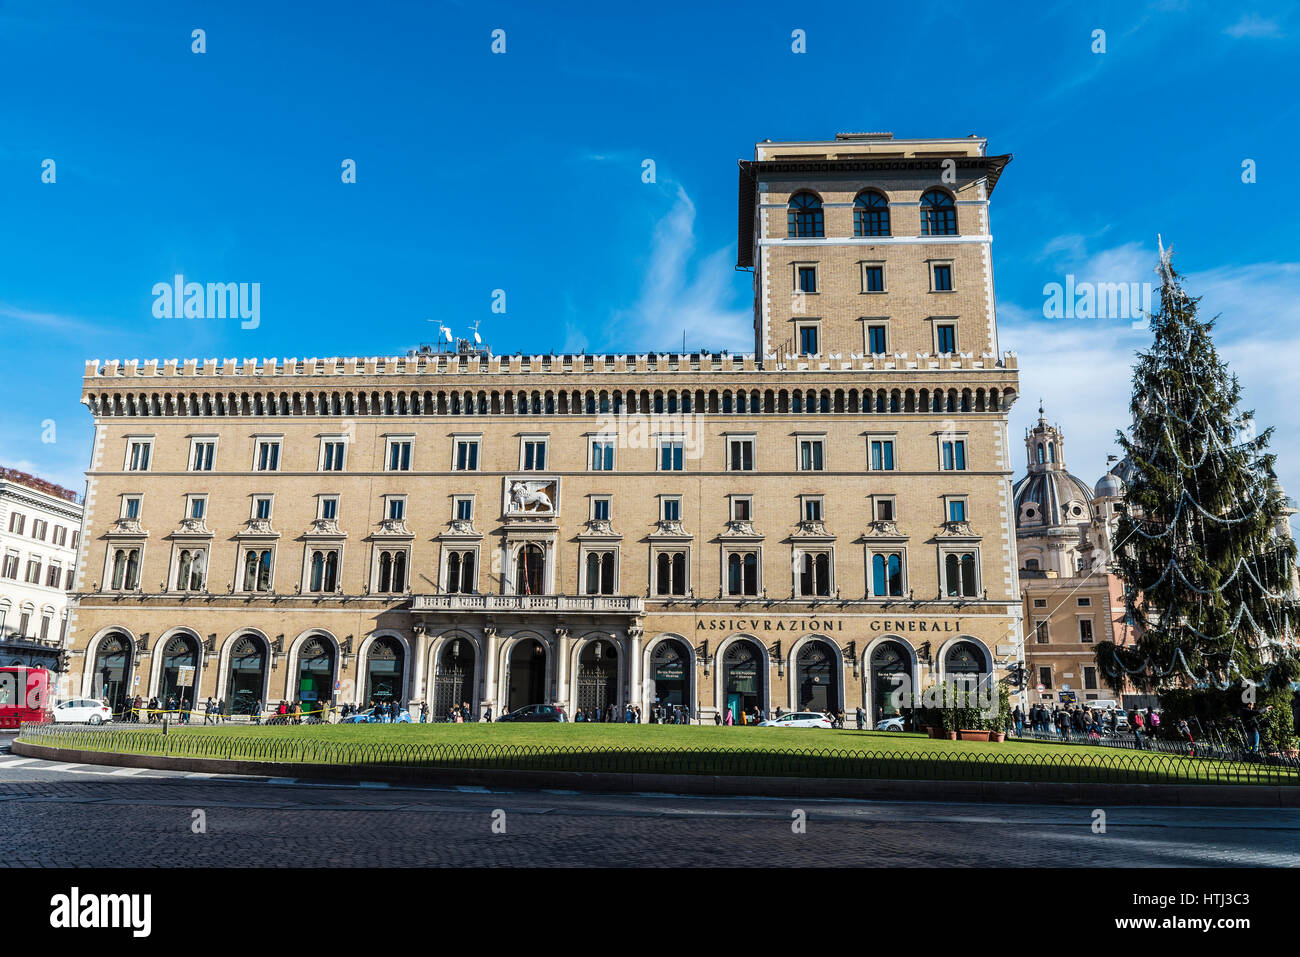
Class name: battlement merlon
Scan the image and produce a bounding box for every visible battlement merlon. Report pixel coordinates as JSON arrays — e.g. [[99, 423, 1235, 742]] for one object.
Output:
[[83, 352, 1018, 381]]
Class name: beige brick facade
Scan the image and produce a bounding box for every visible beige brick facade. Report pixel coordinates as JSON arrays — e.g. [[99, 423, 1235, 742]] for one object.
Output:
[[66, 134, 1023, 726]]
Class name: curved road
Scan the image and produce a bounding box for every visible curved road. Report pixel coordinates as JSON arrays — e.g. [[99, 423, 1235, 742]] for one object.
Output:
[[3, 736, 1298, 867]]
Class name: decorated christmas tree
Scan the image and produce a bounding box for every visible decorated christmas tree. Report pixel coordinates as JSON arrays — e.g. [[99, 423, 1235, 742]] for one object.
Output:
[[1096, 239, 1299, 748]]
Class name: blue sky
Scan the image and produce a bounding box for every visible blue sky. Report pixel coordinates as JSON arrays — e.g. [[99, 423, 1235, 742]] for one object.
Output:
[[2, 0, 1298, 496]]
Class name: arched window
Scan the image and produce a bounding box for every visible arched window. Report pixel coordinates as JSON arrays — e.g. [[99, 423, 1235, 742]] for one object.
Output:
[[920, 189, 957, 236], [585, 552, 615, 595], [515, 544, 545, 595], [853, 190, 890, 236], [1036, 443, 1045, 464], [1048, 442, 1056, 463], [656, 552, 687, 596], [872, 552, 904, 597], [446, 551, 475, 594], [787, 192, 824, 238], [727, 552, 759, 596], [377, 550, 407, 593]]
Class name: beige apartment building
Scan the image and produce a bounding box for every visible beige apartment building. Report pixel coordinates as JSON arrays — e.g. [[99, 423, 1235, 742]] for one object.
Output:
[[66, 133, 1023, 725]]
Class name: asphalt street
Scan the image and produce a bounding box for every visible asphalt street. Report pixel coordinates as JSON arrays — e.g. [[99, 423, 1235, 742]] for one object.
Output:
[[4, 734, 1298, 867]]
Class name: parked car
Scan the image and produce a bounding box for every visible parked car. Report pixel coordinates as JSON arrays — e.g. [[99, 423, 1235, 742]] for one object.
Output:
[[876, 715, 906, 732], [341, 706, 411, 724], [758, 711, 833, 729], [52, 698, 113, 725], [496, 704, 567, 722]]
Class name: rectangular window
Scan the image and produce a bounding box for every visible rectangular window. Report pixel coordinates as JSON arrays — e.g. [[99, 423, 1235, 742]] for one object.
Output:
[[870, 551, 905, 597], [65, 567, 75, 590], [874, 497, 895, 522], [31, 519, 47, 541], [1039, 667, 1053, 689], [661, 497, 681, 522], [797, 325, 819, 356], [936, 323, 957, 354], [943, 550, 979, 597], [321, 440, 347, 471], [255, 440, 281, 472], [25, 558, 41, 584], [454, 439, 480, 471], [728, 438, 755, 472], [726, 551, 760, 596], [803, 498, 823, 522], [1, 552, 18, 579], [126, 439, 152, 471], [590, 439, 614, 471], [866, 323, 889, 354], [796, 265, 817, 293], [1084, 666, 1098, 690], [52, 525, 67, 547], [253, 496, 272, 521], [190, 439, 216, 471], [798, 439, 825, 471], [932, 263, 953, 291], [1077, 597, 1092, 607], [655, 550, 688, 596], [870, 439, 896, 471], [592, 498, 611, 521], [947, 499, 967, 523], [319, 496, 339, 520], [188, 496, 206, 520], [522, 439, 547, 471], [659, 440, 684, 472], [862, 264, 885, 293], [7, 513, 24, 535], [731, 497, 752, 522], [387, 439, 412, 472], [1035, 621, 1049, 643], [941, 439, 967, 471], [387, 498, 406, 521], [46, 563, 61, 588], [123, 496, 142, 520], [1079, 618, 1095, 643], [454, 497, 473, 521]]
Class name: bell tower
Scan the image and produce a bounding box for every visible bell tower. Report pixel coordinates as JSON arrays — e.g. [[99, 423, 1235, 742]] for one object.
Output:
[[1025, 402, 1066, 473]]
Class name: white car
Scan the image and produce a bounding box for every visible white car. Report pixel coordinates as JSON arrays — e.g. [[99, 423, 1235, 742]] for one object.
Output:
[[877, 716, 906, 732], [758, 711, 833, 729], [53, 698, 113, 725]]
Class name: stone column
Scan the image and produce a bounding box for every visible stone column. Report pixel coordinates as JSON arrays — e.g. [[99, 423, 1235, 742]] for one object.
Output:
[[482, 622, 498, 718], [627, 624, 644, 713], [554, 624, 571, 708]]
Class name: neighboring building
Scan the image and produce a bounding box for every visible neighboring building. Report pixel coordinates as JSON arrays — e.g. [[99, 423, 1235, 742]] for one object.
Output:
[[1013, 409, 1138, 707], [66, 132, 1022, 725], [0, 467, 83, 671]]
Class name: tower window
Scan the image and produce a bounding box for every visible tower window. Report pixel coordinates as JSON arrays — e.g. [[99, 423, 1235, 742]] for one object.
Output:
[[787, 192, 824, 238]]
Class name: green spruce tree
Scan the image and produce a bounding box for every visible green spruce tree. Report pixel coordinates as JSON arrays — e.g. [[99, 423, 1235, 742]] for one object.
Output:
[[1096, 240, 1299, 747]]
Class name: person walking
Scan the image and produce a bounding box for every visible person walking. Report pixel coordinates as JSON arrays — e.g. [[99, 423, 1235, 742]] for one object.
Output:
[[1012, 705, 1024, 738], [855, 706, 866, 731], [204, 697, 215, 725], [1132, 708, 1146, 749]]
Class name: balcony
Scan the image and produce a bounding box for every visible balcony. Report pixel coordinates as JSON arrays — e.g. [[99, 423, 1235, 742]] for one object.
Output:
[[411, 594, 644, 614]]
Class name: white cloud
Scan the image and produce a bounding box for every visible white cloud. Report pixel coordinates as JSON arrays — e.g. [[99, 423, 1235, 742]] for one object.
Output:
[[1225, 14, 1282, 38], [609, 184, 753, 353], [1003, 246, 1300, 497]]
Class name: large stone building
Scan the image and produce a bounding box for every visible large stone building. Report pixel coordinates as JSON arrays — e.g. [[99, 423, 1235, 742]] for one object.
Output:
[[66, 132, 1023, 725], [1, 467, 83, 671], [1014, 409, 1139, 707]]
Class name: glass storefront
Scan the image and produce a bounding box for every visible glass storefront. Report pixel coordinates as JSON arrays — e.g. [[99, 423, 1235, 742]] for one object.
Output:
[[723, 640, 763, 723], [870, 640, 912, 725], [92, 634, 132, 714], [649, 639, 690, 709], [796, 640, 839, 713], [364, 637, 404, 706], [227, 635, 266, 715], [158, 634, 198, 713], [296, 636, 335, 712]]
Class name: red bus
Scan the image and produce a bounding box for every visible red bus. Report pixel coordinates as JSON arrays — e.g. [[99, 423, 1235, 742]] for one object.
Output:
[[0, 667, 54, 729]]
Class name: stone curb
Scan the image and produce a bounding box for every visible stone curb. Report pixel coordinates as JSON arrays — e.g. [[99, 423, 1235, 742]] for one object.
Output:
[[13, 740, 1300, 807]]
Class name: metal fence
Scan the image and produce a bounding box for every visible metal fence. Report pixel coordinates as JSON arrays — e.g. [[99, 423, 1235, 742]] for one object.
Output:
[[16, 722, 1300, 786]]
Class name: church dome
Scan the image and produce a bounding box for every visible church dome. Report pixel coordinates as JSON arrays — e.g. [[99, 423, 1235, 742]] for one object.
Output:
[[1094, 472, 1124, 498], [1013, 469, 1095, 529]]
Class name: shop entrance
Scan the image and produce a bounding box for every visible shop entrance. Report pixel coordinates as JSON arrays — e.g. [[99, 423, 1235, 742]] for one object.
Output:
[[576, 639, 618, 716], [433, 637, 475, 719], [870, 640, 913, 726], [92, 633, 133, 714], [649, 638, 690, 710], [722, 639, 764, 724], [364, 637, 405, 708], [296, 636, 336, 715], [226, 635, 267, 715], [795, 640, 839, 714]]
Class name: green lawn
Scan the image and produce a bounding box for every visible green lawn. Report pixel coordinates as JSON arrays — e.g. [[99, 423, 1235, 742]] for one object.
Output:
[[20, 721, 1298, 786]]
